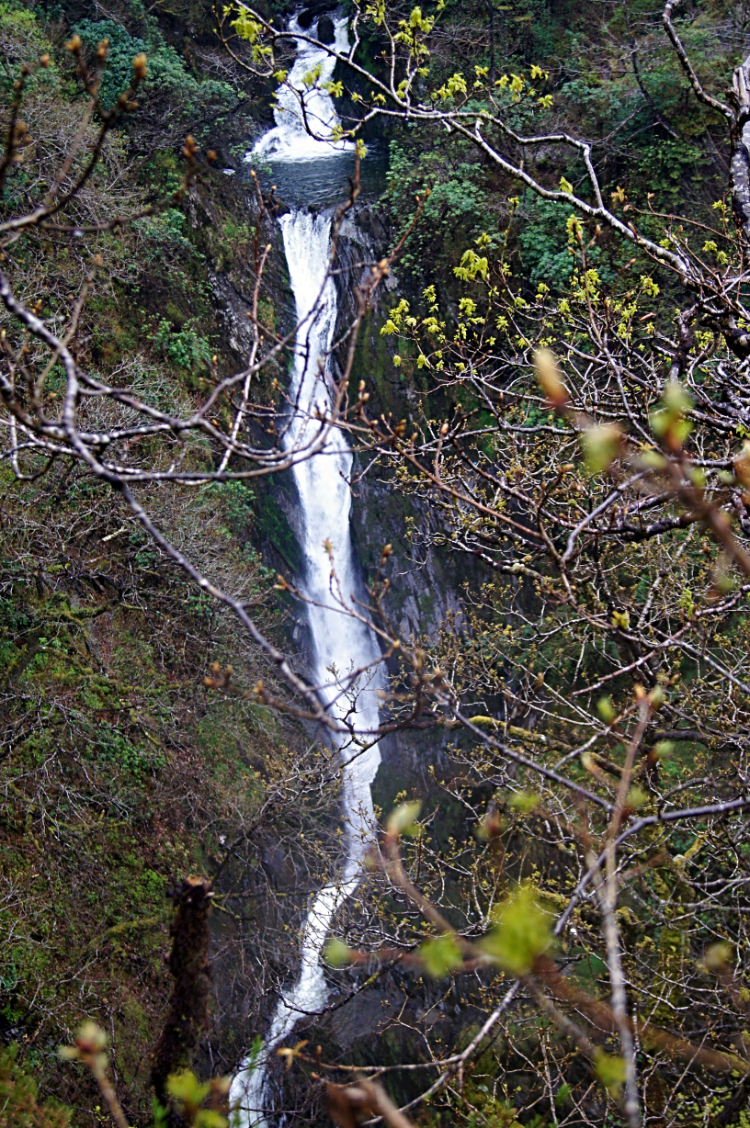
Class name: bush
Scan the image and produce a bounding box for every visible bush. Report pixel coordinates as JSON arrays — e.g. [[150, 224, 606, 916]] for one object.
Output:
[[0, 1046, 71, 1128], [75, 17, 235, 144]]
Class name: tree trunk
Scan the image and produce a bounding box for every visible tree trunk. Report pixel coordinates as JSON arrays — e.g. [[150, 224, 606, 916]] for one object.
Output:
[[151, 877, 214, 1110]]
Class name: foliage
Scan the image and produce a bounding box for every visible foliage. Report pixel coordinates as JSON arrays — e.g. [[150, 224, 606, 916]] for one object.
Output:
[[384, 140, 498, 289], [0, 1045, 71, 1128], [151, 316, 213, 371], [74, 16, 235, 144], [4, 0, 750, 1126]]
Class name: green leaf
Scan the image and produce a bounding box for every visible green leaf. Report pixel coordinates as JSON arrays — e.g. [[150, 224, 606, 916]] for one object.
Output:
[[703, 941, 733, 971], [324, 938, 352, 968], [387, 801, 422, 837], [508, 790, 540, 813], [650, 381, 694, 451], [480, 886, 553, 975], [582, 423, 622, 475], [166, 1070, 210, 1108], [420, 934, 463, 977], [593, 1049, 626, 1097], [596, 697, 616, 724], [625, 786, 648, 809], [639, 449, 668, 470], [555, 1082, 572, 1106], [195, 1112, 228, 1128]]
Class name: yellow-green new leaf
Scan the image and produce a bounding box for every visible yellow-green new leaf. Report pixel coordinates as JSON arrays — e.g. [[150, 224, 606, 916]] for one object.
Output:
[[582, 423, 622, 475], [324, 938, 353, 968], [593, 1050, 626, 1097], [387, 800, 422, 837], [167, 1070, 210, 1108], [420, 933, 463, 977], [480, 886, 553, 975], [509, 790, 540, 813]]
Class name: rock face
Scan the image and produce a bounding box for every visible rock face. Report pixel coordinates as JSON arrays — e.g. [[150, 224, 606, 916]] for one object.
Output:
[[317, 14, 335, 43], [297, 0, 338, 30]]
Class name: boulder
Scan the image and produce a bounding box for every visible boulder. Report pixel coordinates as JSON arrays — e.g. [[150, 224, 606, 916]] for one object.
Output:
[[317, 14, 335, 43]]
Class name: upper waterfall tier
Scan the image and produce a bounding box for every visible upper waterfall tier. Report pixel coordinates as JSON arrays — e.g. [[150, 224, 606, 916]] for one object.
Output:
[[250, 14, 354, 162]]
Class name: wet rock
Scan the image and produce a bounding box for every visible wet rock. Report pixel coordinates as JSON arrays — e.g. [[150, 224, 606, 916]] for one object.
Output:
[[317, 14, 335, 43], [297, 0, 337, 29]]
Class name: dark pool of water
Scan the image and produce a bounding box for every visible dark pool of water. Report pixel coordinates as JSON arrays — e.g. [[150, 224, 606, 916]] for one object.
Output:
[[241, 142, 388, 212]]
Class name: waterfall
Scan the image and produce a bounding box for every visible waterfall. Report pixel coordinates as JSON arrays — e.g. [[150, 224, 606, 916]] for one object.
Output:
[[230, 15, 382, 1127], [251, 14, 354, 162]]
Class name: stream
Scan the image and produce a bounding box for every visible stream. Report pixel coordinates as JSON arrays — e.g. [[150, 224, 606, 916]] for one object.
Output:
[[229, 14, 383, 1126]]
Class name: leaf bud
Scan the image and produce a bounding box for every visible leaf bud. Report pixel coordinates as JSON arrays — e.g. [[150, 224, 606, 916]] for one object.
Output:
[[734, 441, 750, 489], [66, 35, 82, 52], [533, 348, 568, 409], [324, 938, 352, 968], [596, 696, 616, 724], [582, 422, 623, 475], [702, 941, 733, 972], [647, 684, 665, 709], [387, 800, 422, 838], [132, 52, 148, 80], [75, 1020, 108, 1055]]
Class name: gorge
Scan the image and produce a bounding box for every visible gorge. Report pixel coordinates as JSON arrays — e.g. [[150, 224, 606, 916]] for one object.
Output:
[[229, 14, 384, 1126], [2, 3, 750, 1125]]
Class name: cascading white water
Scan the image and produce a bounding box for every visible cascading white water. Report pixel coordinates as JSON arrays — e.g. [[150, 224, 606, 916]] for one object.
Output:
[[230, 15, 382, 1128], [252, 14, 354, 162]]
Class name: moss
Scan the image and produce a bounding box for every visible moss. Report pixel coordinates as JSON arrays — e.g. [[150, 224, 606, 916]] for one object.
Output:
[[0, 455, 300, 1118], [257, 487, 304, 576], [347, 308, 403, 416]]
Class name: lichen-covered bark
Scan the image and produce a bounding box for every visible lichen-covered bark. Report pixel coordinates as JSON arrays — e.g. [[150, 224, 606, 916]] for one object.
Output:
[[731, 61, 750, 244]]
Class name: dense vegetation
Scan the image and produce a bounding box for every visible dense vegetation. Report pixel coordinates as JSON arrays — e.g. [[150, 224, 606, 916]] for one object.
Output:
[[0, 1, 338, 1121], [2, 0, 750, 1127]]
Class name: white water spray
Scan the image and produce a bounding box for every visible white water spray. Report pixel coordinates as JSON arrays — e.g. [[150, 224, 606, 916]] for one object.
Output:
[[230, 15, 382, 1127], [251, 14, 354, 162]]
